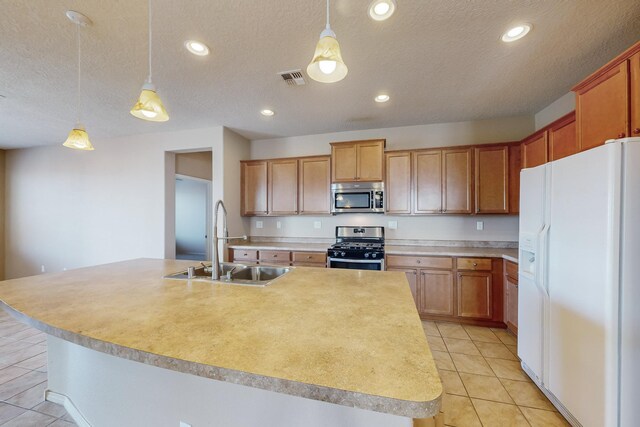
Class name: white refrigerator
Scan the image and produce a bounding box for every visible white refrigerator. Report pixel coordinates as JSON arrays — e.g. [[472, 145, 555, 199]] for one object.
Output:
[[518, 137, 640, 427]]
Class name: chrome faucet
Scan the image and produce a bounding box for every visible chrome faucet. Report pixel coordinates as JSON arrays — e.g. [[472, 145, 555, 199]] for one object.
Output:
[[212, 200, 247, 280]]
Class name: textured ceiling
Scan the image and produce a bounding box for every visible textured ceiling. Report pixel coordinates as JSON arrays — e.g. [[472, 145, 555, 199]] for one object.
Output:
[[0, 0, 639, 149]]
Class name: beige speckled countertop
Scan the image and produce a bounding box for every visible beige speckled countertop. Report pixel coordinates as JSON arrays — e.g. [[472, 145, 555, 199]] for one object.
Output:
[[0, 259, 442, 418], [229, 242, 519, 263]]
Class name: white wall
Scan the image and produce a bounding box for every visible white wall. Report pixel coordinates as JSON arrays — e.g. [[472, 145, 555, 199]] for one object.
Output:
[[534, 92, 575, 130], [175, 152, 212, 181], [4, 126, 250, 279], [247, 116, 533, 242]]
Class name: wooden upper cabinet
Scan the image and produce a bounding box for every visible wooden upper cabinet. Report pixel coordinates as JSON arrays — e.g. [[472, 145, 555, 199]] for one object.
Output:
[[298, 156, 331, 215], [442, 148, 473, 214], [241, 161, 268, 216], [631, 51, 640, 137], [268, 159, 298, 215], [331, 139, 384, 182], [508, 144, 521, 214], [548, 112, 578, 161], [385, 151, 412, 214], [413, 150, 442, 214], [522, 131, 548, 169], [475, 145, 508, 214]]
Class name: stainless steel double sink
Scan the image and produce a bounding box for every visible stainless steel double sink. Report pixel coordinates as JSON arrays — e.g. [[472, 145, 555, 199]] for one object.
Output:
[[164, 262, 292, 286]]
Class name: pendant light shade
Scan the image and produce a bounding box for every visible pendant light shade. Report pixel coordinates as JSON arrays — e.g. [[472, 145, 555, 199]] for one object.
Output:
[[63, 11, 94, 151], [131, 0, 169, 122], [307, 0, 348, 83]]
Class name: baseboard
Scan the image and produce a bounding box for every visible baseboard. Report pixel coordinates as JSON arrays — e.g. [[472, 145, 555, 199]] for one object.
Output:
[[45, 389, 92, 427]]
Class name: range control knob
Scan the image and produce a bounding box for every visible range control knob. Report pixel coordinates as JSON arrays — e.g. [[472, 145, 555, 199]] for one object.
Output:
[[332, 251, 339, 257], [364, 253, 370, 258], [340, 252, 346, 257], [372, 253, 377, 259]]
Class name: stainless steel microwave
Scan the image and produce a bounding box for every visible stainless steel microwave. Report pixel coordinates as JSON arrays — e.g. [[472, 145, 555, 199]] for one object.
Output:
[[331, 182, 384, 214]]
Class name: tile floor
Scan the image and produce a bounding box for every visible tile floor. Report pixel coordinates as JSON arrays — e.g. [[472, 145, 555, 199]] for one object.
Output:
[[422, 320, 571, 427], [0, 311, 76, 426]]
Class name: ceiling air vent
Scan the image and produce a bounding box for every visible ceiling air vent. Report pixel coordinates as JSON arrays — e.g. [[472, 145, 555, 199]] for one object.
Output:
[[278, 69, 306, 86]]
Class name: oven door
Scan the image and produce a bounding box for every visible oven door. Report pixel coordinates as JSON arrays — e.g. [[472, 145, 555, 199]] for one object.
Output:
[[328, 258, 384, 271], [332, 191, 373, 213]]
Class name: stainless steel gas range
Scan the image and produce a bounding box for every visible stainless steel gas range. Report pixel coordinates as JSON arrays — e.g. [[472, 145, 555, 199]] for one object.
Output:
[[327, 226, 384, 271]]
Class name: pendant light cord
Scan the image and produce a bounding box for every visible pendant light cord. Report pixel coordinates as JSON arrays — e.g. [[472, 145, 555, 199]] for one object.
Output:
[[148, 0, 152, 82], [76, 22, 81, 125], [326, 0, 330, 29]]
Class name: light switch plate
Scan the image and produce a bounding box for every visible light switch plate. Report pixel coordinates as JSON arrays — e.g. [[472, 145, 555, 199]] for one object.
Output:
[[256, 221, 263, 229], [313, 221, 322, 229], [276, 221, 282, 229], [388, 220, 398, 230], [476, 221, 484, 231]]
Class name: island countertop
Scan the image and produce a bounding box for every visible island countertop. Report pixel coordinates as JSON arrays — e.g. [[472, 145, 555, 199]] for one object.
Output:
[[0, 259, 442, 418]]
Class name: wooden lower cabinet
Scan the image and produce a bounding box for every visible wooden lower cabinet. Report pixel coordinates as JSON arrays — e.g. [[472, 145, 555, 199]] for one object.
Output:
[[504, 260, 519, 335], [388, 255, 505, 327], [229, 248, 327, 268]]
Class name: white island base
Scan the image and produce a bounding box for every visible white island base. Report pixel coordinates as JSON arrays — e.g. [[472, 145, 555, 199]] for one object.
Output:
[[46, 337, 437, 427]]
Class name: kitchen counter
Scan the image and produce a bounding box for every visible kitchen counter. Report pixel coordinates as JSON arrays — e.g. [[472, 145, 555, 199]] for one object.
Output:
[[229, 241, 519, 263], [0, 259, 442, 419]]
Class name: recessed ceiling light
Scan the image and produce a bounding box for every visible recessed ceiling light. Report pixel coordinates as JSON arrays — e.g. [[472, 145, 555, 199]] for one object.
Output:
[[369, 0, 397, 21], [501, 24, 532, 42], [374, 94, 390, 103], [184, 40, 210, 56], [261, 109, 275, 117]]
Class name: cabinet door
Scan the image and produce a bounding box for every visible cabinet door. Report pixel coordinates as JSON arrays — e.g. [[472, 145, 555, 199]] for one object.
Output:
[[442, 148, 473, 214], [299, 157, 331, 215], [631, 52, 640, 137], [331, 143, 357, 182], [419, 270, 454, 316], [475, 146, 508, 214], [508, 144, 522, 214], [356, 140, 384, 181], [457, 271, 492, 319], [413, 151, 442, 213], [576, 61, 629, 151], [268, 159, 298, 215], [388, 268, 418, 307], [241, 161, 268, 216], [522, 132, 548, 169], [549, 113, 578, 161], [385, 152, 412, 214], [507, 279, 519, 333]]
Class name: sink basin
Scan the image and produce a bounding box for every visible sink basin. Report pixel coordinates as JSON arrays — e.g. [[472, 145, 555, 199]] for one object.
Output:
[[164, 263, 291, 286]]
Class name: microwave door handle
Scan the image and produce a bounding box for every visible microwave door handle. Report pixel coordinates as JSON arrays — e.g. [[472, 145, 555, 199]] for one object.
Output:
[[370, 193, 374, 209]]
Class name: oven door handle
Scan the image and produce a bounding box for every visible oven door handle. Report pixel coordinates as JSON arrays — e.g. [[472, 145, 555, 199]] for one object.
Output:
[[328, 258, 384, 264]]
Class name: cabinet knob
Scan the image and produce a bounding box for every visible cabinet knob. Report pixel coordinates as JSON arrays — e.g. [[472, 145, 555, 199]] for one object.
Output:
[[416, 260, 421, 264], [618, 132, 626, 138], [633, 128, 640, 135], [243, 253, 248, 256], [306, 256, 312, 259], [473, 263, 478, 267], [273, 254, 278, 257]]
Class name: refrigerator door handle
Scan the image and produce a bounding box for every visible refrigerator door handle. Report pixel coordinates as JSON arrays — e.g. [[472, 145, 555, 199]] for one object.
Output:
[[536, 224, 550, 298]]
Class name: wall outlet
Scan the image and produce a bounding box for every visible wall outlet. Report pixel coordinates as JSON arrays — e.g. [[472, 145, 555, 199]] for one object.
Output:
[[276, 221, 282, 229], [476, 221, 484, 231], [313, 221, 322, 229], [388, 220, 398, 230], [256, 221, 263, 229], [179, 422, 192, 427]]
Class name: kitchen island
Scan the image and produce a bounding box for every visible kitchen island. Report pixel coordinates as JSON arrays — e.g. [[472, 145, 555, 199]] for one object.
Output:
[[0, 259, 442, 427]]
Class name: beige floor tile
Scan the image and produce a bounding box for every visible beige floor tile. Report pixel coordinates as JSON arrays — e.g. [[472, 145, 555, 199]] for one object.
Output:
[[14, 353, 47, 371], [471, 398, 530, 426], [437, 323, 470, 340], [0, 341, 35, 356], [6, 381, 47, 409], [0, 409, 56, 427], [49, 419, 78, 427], [427, 336, 447, 352], [501, 379, 555, 411], [506, 344, 519, 358], [0, 345, 46, 367], [475, 341, 517, 360], [3, 328, 42, 342], [32, 401, 68, 418], [459, 373, 513, 404], [433, 351, 456, 371], [22, 333, 48, 345], [0, 323, 31, 338], [443, 394, 482, 427], [443, 338, 480, 356], [423, 321, 441, 337], [451, 354, 494, 376], [0, 402, 26, 424], [0, 366, 30, 386], [520, 407, 570, 426], [439, 370, 467, 396], [0, 370, 47, 401], [486, 358, 530, 381], [463, 325, 501, 343], [492, 329, 518, 346]]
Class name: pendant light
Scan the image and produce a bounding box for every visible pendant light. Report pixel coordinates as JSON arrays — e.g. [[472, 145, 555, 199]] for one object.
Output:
[[307, 0, 348, 83], [63, 11, 94, 151], [130, 0, 169, 122]]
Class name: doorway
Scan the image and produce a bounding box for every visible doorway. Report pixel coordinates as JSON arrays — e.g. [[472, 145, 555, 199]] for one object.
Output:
[[175, 176, 211, 260]]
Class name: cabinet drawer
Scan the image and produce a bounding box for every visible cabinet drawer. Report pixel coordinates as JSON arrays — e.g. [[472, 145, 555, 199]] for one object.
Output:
[[505, 261, 518, 282], [386, 255, 453, 269], [456, 258, 492, 271], [292, 252, 327, 264], [232, 249, 258, 261], [292, 262, 326, 268], [259, 250, 291, 262]]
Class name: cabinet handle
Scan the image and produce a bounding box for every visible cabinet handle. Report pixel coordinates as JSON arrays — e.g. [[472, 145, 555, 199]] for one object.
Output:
[[633, 128, 640, 135], [618, 132, 626, 138], [243, 253, 248, 256]]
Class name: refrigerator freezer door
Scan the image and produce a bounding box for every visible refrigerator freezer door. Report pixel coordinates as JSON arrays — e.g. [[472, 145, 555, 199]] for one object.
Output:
[[547, 143, 621, 427]]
